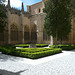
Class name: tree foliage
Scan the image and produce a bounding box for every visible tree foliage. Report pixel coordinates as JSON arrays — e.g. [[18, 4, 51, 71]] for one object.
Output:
[[70, 0, 75, 16], [43, 0, 71, 46], [0, 0, 7, 32]]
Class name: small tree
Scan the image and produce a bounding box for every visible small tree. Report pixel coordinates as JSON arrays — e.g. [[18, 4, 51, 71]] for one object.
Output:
[[0, 0, 7, 33], [70, 0, 75, 16], [43, 0, 71, 47]]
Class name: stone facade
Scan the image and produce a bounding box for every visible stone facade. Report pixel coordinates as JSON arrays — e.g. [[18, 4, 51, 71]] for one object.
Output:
[[27, 0, 75, 44], [0, 0, 51, 45], [0, 0, 75, 45]]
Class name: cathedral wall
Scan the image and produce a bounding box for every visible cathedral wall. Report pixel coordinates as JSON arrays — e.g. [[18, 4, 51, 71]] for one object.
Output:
[[5, 11, 31, 44], [8, 14, 21, 29], [30, 13, 51, 44], [27, 1, 43, 15]]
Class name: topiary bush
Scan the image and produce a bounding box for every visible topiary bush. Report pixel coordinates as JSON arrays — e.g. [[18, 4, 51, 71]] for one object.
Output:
[[0, 45, 62, 59], [13, 48, 62, 59], [15, 44, 49, 47], [50, 44, 75, 50]]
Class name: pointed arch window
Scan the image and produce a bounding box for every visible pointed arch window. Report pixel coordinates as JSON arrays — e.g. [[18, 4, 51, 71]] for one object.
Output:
[[24, 25, 30, 41], [31, 25, 37, 41], [10, 24, 18, 41]]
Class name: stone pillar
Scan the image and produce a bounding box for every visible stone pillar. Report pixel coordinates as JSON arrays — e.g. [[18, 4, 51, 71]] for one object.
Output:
[[22, 24, 24, 43], [37, 14, 44, 43], [21, 15, 24, 44], [8, 24, 10, 44], [42, 1, 45, 8], [36, 14, 39, 43], [50, 36, 53, 45], [22, 2, 24, 12], [7, 10, 11, 44], [8, 0, 10, 8], [21, 2, 25, 44]]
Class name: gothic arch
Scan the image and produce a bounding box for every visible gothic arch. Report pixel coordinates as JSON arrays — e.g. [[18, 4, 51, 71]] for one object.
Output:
[[10, 24, 18, 31], [31, 24, 37, 41], [10, 24, 18, 41], [31, 24, 37, 32], [24, 25, 30, 41]]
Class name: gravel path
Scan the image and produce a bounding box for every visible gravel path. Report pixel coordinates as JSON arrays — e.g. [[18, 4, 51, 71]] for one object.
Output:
[[0, 50, 75, 75]]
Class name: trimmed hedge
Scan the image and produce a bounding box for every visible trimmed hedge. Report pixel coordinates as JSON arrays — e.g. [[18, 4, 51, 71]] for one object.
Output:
[[15, 44, 49, 47], [0, 45, 62, 59], [0, 45, 15, 55], [15, 48, 53, 53], [12, 48, 62, 59], [36, 44, 48, 47], [50, 45, 75, 50], [15, 44, 29, 47]]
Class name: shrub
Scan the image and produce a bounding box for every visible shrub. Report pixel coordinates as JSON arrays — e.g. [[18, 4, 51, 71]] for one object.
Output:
[[50, 45, 75, 50], [0, 45, 62, 59], [14, 48, 62, 59], [15, 44, 49, 47], [0, 45, 15, 55], [36, 44, 48, 47], [15, 44, 29, 47]]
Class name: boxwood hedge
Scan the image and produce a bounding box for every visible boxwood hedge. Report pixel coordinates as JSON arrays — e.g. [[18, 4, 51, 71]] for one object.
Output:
[[15, 44, 49, 47], [19, 48, 62, 59], [0, 45, 62, 59], [11, 48, 62, 59], [50, 45, 75, 50]]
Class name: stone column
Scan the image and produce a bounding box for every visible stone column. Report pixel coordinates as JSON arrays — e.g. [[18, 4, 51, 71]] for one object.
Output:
[[36, 14, 39, 43], [8, 24, 10, 44], [21, 2, 25, 43], [7, 10, 11, 44], [22, 24, 24, 43], [21, 15, 24, 44], [50, 36, 53, 45]]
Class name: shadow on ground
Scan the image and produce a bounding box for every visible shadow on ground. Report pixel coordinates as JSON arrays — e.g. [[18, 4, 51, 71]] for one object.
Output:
[[0, 69, 28, 75], [0, 53, 24, 62]]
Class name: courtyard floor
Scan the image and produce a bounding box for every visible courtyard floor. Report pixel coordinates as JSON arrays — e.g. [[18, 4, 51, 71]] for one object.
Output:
[[0, 50, 75, 75]]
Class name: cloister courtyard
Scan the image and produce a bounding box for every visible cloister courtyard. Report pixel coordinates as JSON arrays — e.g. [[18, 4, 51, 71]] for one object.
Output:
[[0, 49, 75, 75]]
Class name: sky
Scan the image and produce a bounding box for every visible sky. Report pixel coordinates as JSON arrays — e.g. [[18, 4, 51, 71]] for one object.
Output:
[[5, 0, 42, 11]]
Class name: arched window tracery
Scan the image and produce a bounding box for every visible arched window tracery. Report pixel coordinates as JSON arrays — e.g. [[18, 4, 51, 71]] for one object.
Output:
[[10, 24, 18, 41], [31, 24, 37, 41], [24, 25, 30, 41]]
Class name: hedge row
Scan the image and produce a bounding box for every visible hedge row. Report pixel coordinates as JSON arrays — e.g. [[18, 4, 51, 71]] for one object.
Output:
[[50, 45, 75, 50], [15, 48, 62, 59], [0, 46, 15, 55], [15, 44, 49, 47], [0, 46, 62, 59], [15, 48, 53, 53]]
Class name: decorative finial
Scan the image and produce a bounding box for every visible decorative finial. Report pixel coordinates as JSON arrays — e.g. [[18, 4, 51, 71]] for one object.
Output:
[[8, 0, 10, 7], [22, 2, 24, 12]]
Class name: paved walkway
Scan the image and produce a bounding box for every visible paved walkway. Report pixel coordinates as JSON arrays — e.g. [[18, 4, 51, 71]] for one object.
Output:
[[0, 50, 75, 75]]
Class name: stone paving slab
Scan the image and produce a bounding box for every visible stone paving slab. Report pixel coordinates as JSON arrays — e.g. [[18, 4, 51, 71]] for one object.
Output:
[[0, 50, 75, 75]]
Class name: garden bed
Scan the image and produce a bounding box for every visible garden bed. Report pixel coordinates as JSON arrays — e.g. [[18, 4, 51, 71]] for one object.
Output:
[[0, 45, 62, 59], [15, 44, 49, 48], [50, 45, 75, 50]]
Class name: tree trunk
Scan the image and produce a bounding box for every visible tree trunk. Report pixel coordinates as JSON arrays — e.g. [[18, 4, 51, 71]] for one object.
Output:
[[55, 31, 57, 48], [60, 38, 62, 44]]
